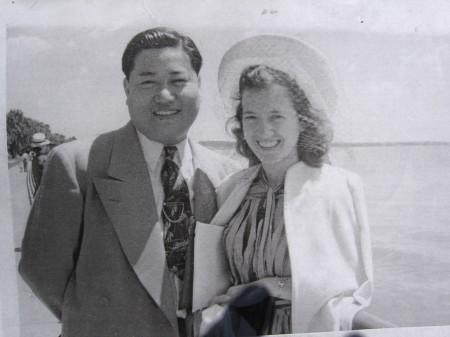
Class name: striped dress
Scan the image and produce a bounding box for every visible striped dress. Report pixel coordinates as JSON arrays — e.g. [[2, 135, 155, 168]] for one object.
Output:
[[223, 169, 292, 334]]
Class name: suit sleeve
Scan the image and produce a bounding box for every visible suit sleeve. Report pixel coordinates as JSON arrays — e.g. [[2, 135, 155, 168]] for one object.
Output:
[[19, 146, 85, 319]]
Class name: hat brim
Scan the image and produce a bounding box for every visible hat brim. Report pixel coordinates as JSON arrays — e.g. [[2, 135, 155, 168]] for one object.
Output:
[[218, 35, 338, 117], [31, 140, 51, 147]]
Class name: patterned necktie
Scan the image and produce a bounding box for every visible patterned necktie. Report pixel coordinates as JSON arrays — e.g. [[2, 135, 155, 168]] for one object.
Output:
[[160, 146, 195, 280]]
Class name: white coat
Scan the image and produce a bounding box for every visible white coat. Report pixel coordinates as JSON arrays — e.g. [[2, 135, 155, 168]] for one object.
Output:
[[193, 162, 373, 333]]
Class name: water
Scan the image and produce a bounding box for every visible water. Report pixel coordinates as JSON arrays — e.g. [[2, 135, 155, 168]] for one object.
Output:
[[330, 145, 450, 327]]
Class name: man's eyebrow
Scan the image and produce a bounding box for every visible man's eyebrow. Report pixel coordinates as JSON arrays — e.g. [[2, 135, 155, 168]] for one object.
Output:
[[138, 70, 187, 76], [138, 71, 157, 76]]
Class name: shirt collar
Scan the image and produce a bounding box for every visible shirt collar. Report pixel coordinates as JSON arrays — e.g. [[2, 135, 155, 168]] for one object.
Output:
[[136, 130, 190, 172]]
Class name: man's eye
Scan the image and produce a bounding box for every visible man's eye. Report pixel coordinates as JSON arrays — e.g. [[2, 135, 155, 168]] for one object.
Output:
[[172, 79, 187, 84], [141, 80, 155, 85], [243, 115, 256, 120]]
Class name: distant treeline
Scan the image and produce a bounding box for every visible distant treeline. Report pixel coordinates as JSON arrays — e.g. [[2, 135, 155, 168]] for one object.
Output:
[[6, 109, 76, 158]]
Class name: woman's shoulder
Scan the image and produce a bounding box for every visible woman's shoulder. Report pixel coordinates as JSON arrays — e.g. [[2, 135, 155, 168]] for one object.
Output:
[[322, 164, 364, 191], [216, 165, 260, 206], [323, 164, 362, 181], [288, 162, 364, 193]]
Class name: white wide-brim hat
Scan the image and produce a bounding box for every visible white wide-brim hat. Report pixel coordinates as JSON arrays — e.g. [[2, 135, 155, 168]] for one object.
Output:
[[31, 132, 51, 148], [218, 35, 338, 117]]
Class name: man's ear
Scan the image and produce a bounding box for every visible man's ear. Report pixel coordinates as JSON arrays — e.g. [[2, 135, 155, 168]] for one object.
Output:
[[123, 78, 130, 105], [197, 75, 202, 104]]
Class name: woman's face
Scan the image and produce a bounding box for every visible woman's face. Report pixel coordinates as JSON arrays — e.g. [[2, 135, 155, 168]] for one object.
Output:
[[241, 83, 302, 166]]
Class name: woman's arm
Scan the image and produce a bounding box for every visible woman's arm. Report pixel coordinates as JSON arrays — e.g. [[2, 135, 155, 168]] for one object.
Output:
[[210, 276, 292, 307], [200, 277, 292, 337]]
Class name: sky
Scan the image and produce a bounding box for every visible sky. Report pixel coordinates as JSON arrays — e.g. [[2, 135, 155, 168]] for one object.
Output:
[[3, 0, 450, 143]]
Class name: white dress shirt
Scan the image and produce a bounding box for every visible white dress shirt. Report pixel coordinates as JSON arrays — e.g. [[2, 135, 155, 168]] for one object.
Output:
[[137, 131, 194, 316], [137, 131, 195, 217]]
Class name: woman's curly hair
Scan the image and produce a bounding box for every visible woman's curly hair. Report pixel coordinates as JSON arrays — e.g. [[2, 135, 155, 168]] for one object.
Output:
[[230, 65, 333, 167]]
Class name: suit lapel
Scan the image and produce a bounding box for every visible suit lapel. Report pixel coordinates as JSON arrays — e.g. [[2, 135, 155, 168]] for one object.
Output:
[[93, 123, 178, 334], [93, 123, 158, 266], [192, 169, 218, 223], [133, 222, 179, 334]]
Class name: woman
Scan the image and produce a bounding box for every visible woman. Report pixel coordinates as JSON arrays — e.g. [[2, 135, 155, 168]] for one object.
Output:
[[194, 35, 373, 336]]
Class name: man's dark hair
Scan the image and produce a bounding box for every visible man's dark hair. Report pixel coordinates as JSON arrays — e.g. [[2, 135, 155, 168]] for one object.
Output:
[[122, 27, 202, 79]]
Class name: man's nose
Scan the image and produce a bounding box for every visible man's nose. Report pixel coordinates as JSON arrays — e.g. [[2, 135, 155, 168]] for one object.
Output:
[[154, 87, 175, 103]]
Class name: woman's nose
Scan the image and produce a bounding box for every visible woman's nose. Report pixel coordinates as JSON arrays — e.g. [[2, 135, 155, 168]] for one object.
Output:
[[257, 120, 274, 136], [154, 87, 175, 103]]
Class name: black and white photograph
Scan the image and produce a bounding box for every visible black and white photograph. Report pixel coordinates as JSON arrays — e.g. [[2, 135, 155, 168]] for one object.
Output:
[[1, 1, 450, 337]]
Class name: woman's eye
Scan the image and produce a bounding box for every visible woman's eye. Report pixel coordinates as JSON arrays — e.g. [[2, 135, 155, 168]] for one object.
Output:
[[141, 80, 155, 85], [172, 79, 187, 84], [243, 115, 256, 120], [272, 114, 285, 120]]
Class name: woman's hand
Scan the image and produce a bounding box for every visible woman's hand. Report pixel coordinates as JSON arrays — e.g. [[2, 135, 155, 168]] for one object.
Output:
[[199, 304, 229, 337], [210, 282, 267, 307], [256, 276, 292, 300], [210, 277, 292, 307]]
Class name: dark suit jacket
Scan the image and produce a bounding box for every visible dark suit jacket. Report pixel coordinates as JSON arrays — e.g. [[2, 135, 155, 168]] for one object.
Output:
[[19, 122, 239, 337]]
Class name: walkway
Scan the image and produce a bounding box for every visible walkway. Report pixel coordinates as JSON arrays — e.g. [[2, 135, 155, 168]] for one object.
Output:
[[9, 163, 60, 337]]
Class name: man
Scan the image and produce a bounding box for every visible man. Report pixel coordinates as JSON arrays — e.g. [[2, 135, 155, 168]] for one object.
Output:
[[19, 27, 239, 337], [18, 152, 24, 172], [22, 150, 29, 173], [30, 132, 51, 194]]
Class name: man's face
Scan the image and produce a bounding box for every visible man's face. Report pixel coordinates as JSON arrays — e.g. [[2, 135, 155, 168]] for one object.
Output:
[[40, 145, 49, 154], [123, 46, 200, 145]]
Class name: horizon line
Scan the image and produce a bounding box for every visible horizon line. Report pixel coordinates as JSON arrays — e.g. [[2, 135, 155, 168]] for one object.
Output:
[[199, 140, 450, 147]]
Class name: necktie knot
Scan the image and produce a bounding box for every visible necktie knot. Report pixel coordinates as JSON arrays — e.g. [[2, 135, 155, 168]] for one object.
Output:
[[163, 145, 177, 161]]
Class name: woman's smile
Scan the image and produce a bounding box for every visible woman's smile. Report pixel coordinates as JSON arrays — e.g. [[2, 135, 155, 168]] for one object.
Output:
[[257, 140, 280, 149]]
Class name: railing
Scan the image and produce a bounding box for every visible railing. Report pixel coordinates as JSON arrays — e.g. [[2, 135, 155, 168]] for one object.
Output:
[[352, 311, 396, 330]]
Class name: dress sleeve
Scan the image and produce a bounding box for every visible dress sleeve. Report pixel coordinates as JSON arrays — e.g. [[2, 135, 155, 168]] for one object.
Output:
[[332, 174, 374, 330], [19, 146, 85, 319]]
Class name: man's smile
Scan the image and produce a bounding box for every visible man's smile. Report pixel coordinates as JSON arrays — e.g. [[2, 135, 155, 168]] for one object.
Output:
[[153, 110, 180, 117]]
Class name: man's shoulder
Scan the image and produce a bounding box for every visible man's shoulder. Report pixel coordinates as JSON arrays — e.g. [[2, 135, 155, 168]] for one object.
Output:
[[47, 126, 127, 169], [190, 141, 245, 183], [90, 126, 127, 150], [50, 139, 92, 159]]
